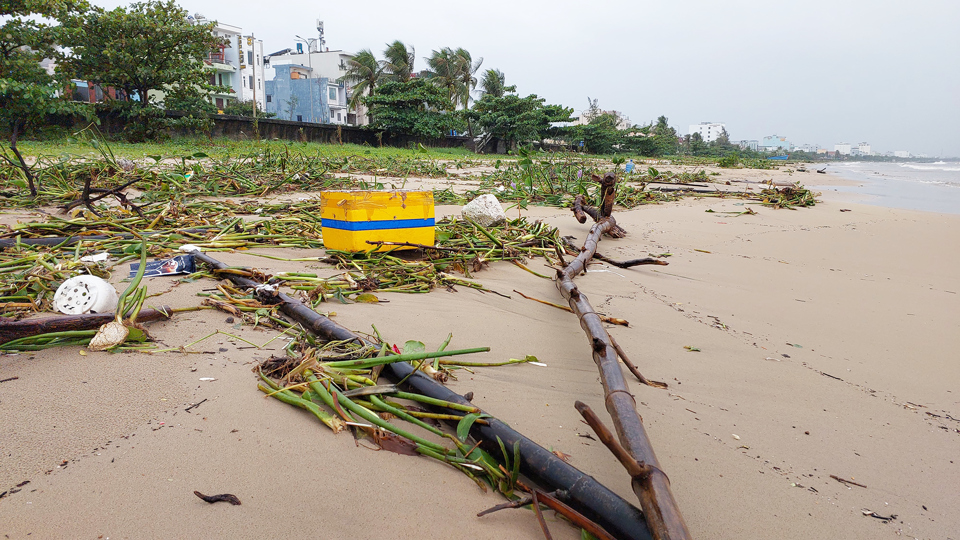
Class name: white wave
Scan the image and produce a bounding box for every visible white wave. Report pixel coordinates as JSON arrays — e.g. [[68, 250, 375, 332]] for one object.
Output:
[[897, 163, 960, 172]]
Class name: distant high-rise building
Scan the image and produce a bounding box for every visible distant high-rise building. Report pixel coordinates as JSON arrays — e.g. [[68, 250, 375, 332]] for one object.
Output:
[[688, 122, 726, 143], [834, 142, 852, 155], [857, 142, 872, 156]]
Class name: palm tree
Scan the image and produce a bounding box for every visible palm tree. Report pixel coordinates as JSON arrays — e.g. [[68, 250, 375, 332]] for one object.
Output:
[[425, 47, 459, 109], [383, 40, 415, 82], [340, 48, 384, 124], [479, 69, 508, 98], [452, 48, 482, 110]]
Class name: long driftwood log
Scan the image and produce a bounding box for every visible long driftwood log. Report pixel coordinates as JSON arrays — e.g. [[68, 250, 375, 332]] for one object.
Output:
[[193, 251, 652, 540], [558, 173, 691, 540], [0, 306, 172, 345]]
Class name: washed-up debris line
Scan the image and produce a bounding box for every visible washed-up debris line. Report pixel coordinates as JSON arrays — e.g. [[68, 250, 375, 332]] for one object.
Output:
[[2, 138, 815, 214], [195, 250, 652, 540]]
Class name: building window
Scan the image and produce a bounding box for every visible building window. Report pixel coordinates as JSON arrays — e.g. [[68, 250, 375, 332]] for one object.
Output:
[[266, 95, 272, 103], [337, 112, 341, 121], [248, 75, 253, 90], [297, 115, 302, 122], [328, 87, 337, 102], [248, 51, 253, 65]]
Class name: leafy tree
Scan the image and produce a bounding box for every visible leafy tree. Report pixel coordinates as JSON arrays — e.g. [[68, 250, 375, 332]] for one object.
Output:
[[479, 69, 512, 98], [383, 40, 415, 82], [571, 112, 623, 154], [689, 131, 706, 154], [1, 0, 91, 195], [61, 0, 226, 139], [715, 127, 731, 147], [363, 78, 456, 138], [339, 48, 384, 123], [652, 115, 679, 155], [468, 92, 573, 149]]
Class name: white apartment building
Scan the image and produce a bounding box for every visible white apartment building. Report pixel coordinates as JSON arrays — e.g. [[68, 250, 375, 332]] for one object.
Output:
[[688, 122, 726, 143], [894, 150, 911, 158], [834, 142, 852, 155], [857, 142, 871, 156], [198, 17, 266, 111]]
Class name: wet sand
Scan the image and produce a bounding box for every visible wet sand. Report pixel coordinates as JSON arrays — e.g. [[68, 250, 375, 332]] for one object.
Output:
[[1, 168, 958, 539]]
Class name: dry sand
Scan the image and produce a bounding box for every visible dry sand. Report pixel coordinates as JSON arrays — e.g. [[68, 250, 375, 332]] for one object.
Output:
[[1, 168, 958, 539]]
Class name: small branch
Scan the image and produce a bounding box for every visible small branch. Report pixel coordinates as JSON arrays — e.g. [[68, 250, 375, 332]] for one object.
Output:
[[830, 475, 867, 488], [530, 490, 554, 540], [575, 401, 650, 480], [513, 290, 628, 327], [365, 240, 461, 252], [609, 335, 668, 389], [535, 490, 618, 540], [193, 491, 241, 505]]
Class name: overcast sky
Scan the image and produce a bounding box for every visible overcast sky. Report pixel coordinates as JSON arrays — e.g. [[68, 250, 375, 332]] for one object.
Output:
[[93, 0, 959, 156]]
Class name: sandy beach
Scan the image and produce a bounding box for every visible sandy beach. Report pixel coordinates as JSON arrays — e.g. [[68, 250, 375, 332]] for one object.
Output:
[[2, 167, 958, 539]]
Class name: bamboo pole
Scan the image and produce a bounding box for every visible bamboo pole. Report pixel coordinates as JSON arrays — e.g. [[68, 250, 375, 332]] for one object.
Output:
[[0, 306, 172, 345], [193, 251, 652, 540], [558, 173, 692, 540]]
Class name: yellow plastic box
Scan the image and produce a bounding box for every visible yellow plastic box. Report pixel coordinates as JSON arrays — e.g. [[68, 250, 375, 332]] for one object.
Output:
[[320, 190, 435, 252]]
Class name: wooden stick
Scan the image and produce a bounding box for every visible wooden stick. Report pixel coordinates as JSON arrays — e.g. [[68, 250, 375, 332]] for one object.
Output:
[[0, 306, 173, 346], [535, 490, 619, 540], [575, 401, 649, 479], [558, 174, 690, 540], [513, 290, 629, 327], [530, 490, 554, 540], [830, 475, 867, 488], [610, 335, 668, 389]]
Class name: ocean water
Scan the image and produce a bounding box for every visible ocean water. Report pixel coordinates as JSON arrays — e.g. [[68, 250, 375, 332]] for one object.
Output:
[[822, 161, 960, 214]]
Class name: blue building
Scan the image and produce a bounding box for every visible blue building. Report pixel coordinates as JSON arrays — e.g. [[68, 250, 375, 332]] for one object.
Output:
[[264, 64, 331, 124], [759, 135, 793, 152]]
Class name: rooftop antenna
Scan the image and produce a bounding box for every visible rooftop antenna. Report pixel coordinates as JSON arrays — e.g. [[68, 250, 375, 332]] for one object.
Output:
[[316, 19, 326, 52]]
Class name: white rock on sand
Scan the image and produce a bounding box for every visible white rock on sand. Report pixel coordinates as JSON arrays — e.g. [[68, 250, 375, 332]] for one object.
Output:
[[461, 194, 506, 227]]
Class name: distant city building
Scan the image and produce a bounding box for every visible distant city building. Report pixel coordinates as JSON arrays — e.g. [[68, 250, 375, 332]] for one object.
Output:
[[797, 143, 820, 153], [573, 110, 631, 130], [857, 142, 872, 156], [734, 140, 759, 151], [195, 17, 266, 111], [265, 35, 364, 125], [894, 150, 911, 158], [264, 64, 328, 123], [688, 122, 726, 143], [834, 142, 852, 155], [759, 135, 792, 152]]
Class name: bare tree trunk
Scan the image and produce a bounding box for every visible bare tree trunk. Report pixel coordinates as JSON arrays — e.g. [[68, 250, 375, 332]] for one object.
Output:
[[8, 120, 37, 197]]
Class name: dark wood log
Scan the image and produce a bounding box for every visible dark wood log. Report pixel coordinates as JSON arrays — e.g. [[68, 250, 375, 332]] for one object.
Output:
[[193, 251, 653, 540], [0, 306, 173, 345], [559, 177, 691, 540]]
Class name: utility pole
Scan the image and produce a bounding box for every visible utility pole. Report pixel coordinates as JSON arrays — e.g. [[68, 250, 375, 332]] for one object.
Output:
[[251, 33, 257, 119], [295, 35, 316, 123]]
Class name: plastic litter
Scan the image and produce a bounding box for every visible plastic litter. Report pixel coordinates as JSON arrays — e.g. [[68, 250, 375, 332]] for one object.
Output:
[[129, 255, 196, 278], [79, 252, 109, 263], [53, 275, 120, 315]]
